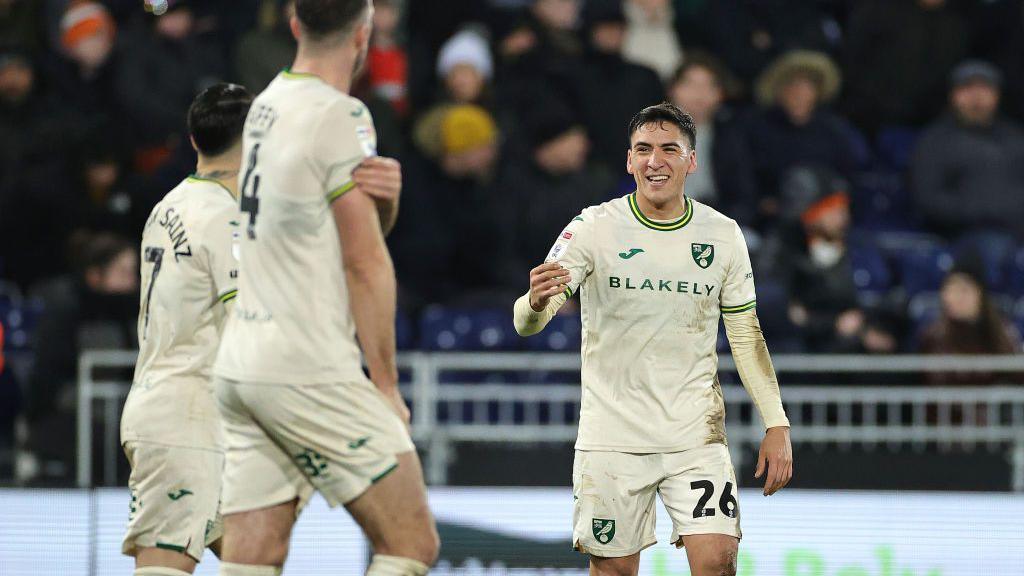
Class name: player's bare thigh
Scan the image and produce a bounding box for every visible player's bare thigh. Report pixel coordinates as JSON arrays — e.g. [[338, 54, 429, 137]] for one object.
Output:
[[589, 551, 640, 576], [136, 547, 197, 573], [681, 534, 739, 576], [221, 500, 298, 566], [345, 450, 439, 566]]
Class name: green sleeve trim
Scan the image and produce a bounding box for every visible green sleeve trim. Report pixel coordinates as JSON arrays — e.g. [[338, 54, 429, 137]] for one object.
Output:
[[326, 180, 356, 203], [217, 289, 238, 304], [721, 300, 756, 314], [155, 542, 187, 553], [572, 216, 584, 222], [371, 463, 399, 484], [563, 286, 574, 299]]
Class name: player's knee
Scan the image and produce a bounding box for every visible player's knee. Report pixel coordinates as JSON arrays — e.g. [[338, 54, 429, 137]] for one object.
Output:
[[377, 522, 439, 567], [700, 549, 737, 576], [590, 555, 638, 576], [218, 561, 282, 576]]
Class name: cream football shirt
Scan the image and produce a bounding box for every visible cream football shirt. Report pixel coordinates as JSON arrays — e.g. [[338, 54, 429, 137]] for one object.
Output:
[[121, 176, 238, 450], [214, 70, 377, 385], [547, 194, 757, 452]]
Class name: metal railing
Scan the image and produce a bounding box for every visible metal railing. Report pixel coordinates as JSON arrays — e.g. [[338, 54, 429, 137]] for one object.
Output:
[[77, 352, 1024, 489]]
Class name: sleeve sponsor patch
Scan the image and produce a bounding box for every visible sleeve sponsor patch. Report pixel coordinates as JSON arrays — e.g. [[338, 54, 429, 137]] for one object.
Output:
[[355, 125, 376, 157], [545, 228, 575, 263]]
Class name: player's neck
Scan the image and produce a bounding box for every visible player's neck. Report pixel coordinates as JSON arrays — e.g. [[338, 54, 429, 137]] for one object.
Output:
[[635, 189, 688, 220], [195, 156, 240, 199], [290, 48, 355, 94]]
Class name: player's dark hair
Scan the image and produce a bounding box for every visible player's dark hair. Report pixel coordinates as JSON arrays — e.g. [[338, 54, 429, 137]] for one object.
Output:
[[187, 82, 254, 157], [294, 0, 369, 38], [627, 102, 697, 149]]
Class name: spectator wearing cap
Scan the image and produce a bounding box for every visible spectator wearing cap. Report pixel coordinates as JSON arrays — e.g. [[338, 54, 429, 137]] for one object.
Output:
[[435, 27, 493, 107], [762, 165, 900, 354], [667, 51, 756, 227], [391, 104, 519, 311], [572, 0, 664, 177], [507, 96, 613, 276], [40, 1, 120, 139], [744, 50, 857, 229], [841, 0, 967, 135], [910, 60, 1024, 241], [919, 261, 1022, 385], [621, 0, 683, 83]]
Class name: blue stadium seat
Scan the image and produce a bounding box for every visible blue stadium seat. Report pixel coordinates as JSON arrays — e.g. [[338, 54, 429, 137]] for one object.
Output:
[[1, 300, 43, 352], [851, 170, 916, 232], [898, 243, 954, 298], [395, 309, 414, 350], [951, 232, 1018, 294], [876, 126, 920, 171], [1009, 248, 1024, 298], [419, 306, 521, 351], [524, 312, 581, 351], [849, 241, 893, 294]]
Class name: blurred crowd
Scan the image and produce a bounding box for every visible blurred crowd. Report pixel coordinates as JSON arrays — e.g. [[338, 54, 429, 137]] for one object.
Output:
[[2, 0, 1024, 480]]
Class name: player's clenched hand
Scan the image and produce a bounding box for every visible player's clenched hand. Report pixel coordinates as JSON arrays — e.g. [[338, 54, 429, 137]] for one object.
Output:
[[755, 426, 793, 496], [529, 262, 570, 311], [353, 156, 402, 203], [381, 386, 411, 429]]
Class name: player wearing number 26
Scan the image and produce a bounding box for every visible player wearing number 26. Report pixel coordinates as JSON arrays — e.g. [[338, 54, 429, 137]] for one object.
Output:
[[513, 103, 793, 576], [120, 83, 253, 575], [212, 1, 437, 575]]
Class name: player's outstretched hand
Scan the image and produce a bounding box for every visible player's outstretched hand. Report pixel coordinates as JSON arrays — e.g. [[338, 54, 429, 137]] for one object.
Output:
[[755, 426, 793, 496], [353, 156, 402, 203], [529, 262, 571, 311]]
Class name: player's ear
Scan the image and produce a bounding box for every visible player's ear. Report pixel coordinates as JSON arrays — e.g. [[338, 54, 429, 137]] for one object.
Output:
[[687, 149, 698, 175], [289, 14, 301, 41], [189, 135, 199, 154], [625, 148, 634, 175]]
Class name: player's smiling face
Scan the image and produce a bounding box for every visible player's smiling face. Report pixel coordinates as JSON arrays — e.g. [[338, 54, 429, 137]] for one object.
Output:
[[626, 121, 697, 204]]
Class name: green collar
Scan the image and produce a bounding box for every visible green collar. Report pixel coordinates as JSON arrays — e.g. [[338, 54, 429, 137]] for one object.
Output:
[[187, 174, 234, 199], [629, 193, 693, 231], [281, 66, 321, 81]]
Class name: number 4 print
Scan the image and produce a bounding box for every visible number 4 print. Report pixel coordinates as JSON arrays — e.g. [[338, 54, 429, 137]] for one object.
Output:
[[240, 143, 261, 240], [691, 480, 739, 518]]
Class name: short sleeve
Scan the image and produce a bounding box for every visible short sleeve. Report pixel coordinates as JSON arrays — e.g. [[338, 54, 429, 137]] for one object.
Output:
[[543, 213, 592, 299], [202, 204, 239, 305], [720, 223, 756, 314], [313, 98, 377, 203]]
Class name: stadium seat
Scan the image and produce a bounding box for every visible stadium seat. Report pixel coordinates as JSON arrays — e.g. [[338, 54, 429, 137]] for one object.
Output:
[[1009, 247, 1024, 298], [951, 232, 1018, 293], [419, 306, 521, 351], [876, 126, 919, 171], [898, 242, 954, 298], [850, 170, 916, 232], [0, 300, 43, 352], [395, 309, 414, 350], [849, 241, 893, 294]]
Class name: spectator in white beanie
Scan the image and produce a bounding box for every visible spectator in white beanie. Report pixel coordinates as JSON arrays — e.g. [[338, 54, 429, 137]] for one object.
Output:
[[436, 27, 493, 104]]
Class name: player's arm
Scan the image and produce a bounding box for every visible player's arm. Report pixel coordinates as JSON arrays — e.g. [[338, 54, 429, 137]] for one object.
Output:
[[721, 223, 792, 496], [352, 156, 401, 235], [513, 264, 572, 336], [332, 189, 406, 423], [513, 215, 590, 336]]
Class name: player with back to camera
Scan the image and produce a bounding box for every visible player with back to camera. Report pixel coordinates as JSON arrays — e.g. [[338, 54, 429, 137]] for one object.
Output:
[[212, 0, 438, 575], [513, 102, 793, 576], [120, 82, 253, 576]]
